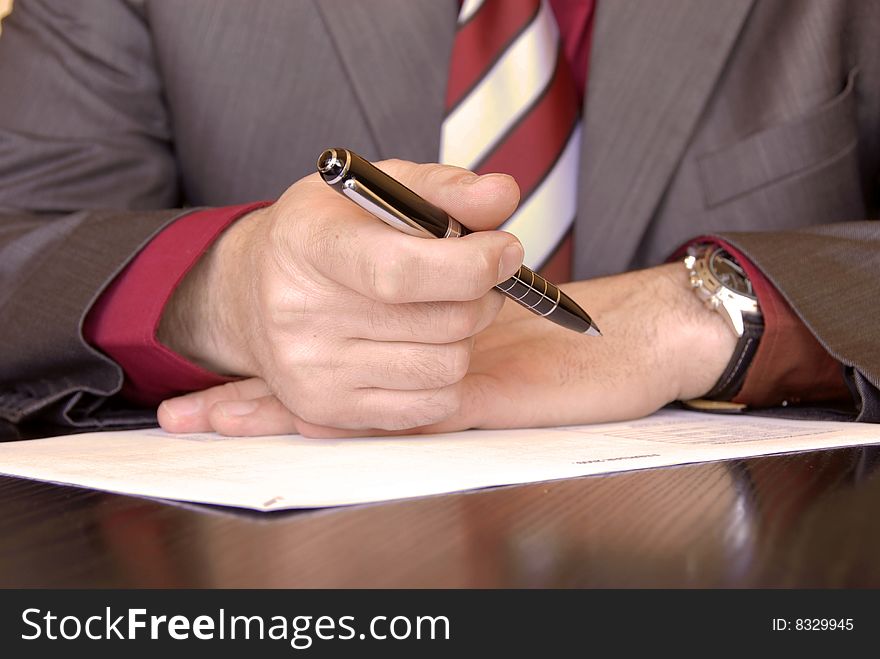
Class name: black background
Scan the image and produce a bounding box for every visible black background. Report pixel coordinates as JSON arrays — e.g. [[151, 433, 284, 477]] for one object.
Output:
[[0, 589, 874, 657]]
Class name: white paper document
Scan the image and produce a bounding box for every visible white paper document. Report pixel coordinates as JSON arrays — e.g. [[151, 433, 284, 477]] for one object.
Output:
[[0, 410, 878, 511]]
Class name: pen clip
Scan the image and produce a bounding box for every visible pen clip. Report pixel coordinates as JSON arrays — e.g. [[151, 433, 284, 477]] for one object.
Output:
[[342, 177, 434, 238]]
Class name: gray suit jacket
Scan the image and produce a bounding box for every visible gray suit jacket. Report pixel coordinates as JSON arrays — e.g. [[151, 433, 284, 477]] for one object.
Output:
[[0, 0, 878, 427]]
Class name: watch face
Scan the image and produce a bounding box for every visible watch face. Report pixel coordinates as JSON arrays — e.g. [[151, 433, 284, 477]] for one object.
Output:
[[709, 249, 756, 299]]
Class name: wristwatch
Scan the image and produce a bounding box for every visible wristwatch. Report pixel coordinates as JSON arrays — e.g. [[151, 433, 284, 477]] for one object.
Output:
[[683, 244, 764, 401]]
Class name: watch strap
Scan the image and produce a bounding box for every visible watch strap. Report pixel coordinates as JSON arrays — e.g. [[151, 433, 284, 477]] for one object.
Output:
[[704, 316, 764, 401]]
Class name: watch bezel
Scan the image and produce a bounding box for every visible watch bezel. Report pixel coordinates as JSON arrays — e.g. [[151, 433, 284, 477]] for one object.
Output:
[[707, 249, 757, 300], [684, 244, 761, 337]]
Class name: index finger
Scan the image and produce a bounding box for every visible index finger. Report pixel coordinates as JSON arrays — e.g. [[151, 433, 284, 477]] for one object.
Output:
[[317, 218, 523, 303], [302, 168, 525, 302]]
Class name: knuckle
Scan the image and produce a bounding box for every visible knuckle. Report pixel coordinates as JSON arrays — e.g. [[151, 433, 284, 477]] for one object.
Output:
[[271, 345, 333, 399], [367, 253, 409, 302], [405, 343, 468, 388], [415, 387, 462, 426], [377, 408, 428, 431], [349, 386, 465, 432], [443, 302, 482, 340], [258, 273, 316, 329], [364, 299, 398, 335], [472, 249, 497, 291], [277, 340, 316, 372], [438, 342, 471, 384], [395, 389, 461, 430], [379, 346, 436, 389], [348, 395, 387, 430], [453, 247, 495, 298], [444, 385, 465, 417], [302, 219, 342, 267]]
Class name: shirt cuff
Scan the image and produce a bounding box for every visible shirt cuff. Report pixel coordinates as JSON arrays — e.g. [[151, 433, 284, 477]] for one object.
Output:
[[678, 237, 850, 408], [83, 202, 271, 406]]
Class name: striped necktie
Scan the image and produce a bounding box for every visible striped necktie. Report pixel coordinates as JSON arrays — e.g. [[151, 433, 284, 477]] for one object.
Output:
[[441, 0, 581, 282]]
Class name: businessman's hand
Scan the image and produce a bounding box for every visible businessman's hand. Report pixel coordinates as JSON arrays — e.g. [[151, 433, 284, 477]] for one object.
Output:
[[157, 263, 737, 436], [157, 161, 523, 432]]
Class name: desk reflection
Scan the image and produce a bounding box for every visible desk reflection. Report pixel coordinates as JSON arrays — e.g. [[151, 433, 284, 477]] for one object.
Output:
[[2, 445, 878, 587]]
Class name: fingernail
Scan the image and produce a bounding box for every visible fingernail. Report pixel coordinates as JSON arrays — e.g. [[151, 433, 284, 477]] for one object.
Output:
[[217, 400, 259, 417], [161, 397, 202, 419], [498, 243, 524, 282], [468, 172, 512, 186]]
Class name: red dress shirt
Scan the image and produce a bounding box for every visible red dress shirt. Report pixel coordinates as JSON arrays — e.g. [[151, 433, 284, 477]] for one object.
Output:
[[84, 0, 848, 409]]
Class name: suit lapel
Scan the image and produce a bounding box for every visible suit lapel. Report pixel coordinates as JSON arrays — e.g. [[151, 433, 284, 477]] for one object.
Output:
[[313, 0, 457, 163], [573, 0, 755, 278], [314, 0, 756, 277]]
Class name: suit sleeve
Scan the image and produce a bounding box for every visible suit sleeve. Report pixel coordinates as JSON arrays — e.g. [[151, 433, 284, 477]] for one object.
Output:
[[82, 203, 269, 407], [0, 0, 190, 428], [719, 222, 880, 423]]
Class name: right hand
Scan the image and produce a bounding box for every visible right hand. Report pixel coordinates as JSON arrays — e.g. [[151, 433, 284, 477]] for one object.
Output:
[[157, 160, 523, 432]]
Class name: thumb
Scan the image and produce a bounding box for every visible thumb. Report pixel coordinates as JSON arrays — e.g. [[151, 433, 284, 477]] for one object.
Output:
[[375, 159, 521, 232]]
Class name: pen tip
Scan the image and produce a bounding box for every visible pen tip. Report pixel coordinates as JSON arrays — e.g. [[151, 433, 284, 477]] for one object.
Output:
[[585, 325, 602, 337]]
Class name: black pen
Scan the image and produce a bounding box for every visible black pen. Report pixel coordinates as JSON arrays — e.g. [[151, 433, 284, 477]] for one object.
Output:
[[317, 148, 601, 335]]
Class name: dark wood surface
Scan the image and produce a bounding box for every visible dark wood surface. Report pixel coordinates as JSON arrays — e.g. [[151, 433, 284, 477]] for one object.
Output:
[[2, 419, 880, 588]]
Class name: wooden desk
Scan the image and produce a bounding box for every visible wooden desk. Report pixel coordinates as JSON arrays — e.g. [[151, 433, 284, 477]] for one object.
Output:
[[2, 420, 879, 588]]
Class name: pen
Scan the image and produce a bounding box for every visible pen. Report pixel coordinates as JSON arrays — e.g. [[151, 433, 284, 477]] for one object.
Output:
[[316, 148, 601, 335]]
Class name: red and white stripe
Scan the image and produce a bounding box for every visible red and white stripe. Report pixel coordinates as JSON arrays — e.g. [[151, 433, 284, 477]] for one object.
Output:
[[441, 0, 581, 274]]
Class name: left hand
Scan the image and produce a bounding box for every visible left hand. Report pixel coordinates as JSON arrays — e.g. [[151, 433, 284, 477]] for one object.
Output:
[[158, 263, 737, 437]]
